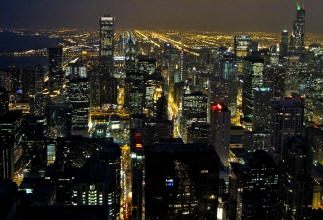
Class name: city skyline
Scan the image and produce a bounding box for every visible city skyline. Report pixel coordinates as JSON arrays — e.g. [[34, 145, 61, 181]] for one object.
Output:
[[0, 1, 323, 220]]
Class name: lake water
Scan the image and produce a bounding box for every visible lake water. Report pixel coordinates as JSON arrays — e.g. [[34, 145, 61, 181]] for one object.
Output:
[[0, 56, 48, 68], [0, 31, 64, 68], [0, 31, 63, 53]]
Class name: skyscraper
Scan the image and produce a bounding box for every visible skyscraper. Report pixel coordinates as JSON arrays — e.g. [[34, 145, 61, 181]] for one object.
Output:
[[210, 103, 231, 166], [234, 35, 253, 58], [0, 87, 9, 115], [241, 151, 279, 220], [125, 33, 137, 74], [272, 96, 304, 158], [253, 87, 273, 132], [280, 30, 289, 57], [145, 143, 220, 219], [46, 103, 72, 139], [0, 111, 23, 181], [48, 46, 63, 93], [66, 63, 90, 131], [180, 91, 208, 143], [242, 57, 264, 129], [290, 5, 306, 54], [279, 136, 313, 220], [99, 15, 117, 105], [99, 15, 114, 76]]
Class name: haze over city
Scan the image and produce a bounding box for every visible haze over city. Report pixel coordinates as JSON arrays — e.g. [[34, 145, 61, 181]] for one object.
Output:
[[1, 0, 323, 32]]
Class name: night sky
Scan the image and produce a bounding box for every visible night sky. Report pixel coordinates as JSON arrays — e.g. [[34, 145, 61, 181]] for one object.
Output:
[[0, 0, 322, 32]]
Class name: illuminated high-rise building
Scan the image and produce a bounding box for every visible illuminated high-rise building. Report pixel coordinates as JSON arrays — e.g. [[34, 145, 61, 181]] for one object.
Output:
[[125, 33, 137, 74], [280, 30, 289, 57], [125, 72, 145, 115], [0, 111, 23, 181], [234, 35, 253, 58], [99, 15, 114, 76], [66, 63, 89, 131], [210, 103, 231, 166], [240, 151, 279, 219], [220, 53, 238, 116], [253, 87, 273, 132], [290, 5, 306, 54], [180, 91, 208, 143], [72, 156, 120, 218], [99, 15, 117, 105], [242, 57, 264, 128]]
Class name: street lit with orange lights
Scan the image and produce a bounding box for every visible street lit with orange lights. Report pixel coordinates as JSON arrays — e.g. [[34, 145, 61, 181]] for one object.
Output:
[[120, 144, 132, 220]]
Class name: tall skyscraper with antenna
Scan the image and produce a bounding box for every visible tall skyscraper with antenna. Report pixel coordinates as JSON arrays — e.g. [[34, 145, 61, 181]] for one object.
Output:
[[290, 4, 305, 53], [98, 15, 117, 105], [99, 15, 115, 76]]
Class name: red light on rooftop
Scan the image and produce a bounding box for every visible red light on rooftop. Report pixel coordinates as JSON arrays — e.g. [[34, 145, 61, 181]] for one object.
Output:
[[212, 103, 223, 112]]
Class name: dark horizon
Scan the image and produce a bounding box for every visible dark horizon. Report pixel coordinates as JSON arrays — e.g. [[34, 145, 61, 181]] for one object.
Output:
[[1, 0, 322, 33]]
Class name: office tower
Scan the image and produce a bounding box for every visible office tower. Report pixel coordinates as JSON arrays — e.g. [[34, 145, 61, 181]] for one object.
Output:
[[30, 65, 46, 116], [0, 111, 23, 181], [239, 151, 279, 219], [272, 96, 304, 158], [244, 131, 272, 153], [101, 73, 118, 105], [48, 46, 63, 93], [0, 87, 9, 114], [22, 115, 47, 170], [137, 57, 156, 75], [186, 122, 210, 144], [283, 56, 307, 97], [306, 126, 323, 165], [130, 115, 146, 220], [99, 15, 114, 76], [210, 103, 231, 166], [46, 103, 72, 139], [220, 53, 239, 116], [264, 66, 285, 98], [290, 5, 306, 54], [21, 68, 35, 100], [279, 136, 313, 220], [99, 15, 117, 105], [234, 35, 253, 58], [242, 57, 264, 129], [144, 119, 173, 146], [156, 95, 168, 121], [125, 71, 145, 114], [280, 30, 289, 57], [145, 143, 220, 219], [65, 62, 88, 78], [72, 157, 120, 218], [145, 74, 163, 116], [89, 68, 101, 107], [125, 34, 137, 74], [180, 91, 208, 143], [208, 76, 229, 107], [269, 47, 280, 66], [66, 63, 89, 131], [253, 87, 273, 132]]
